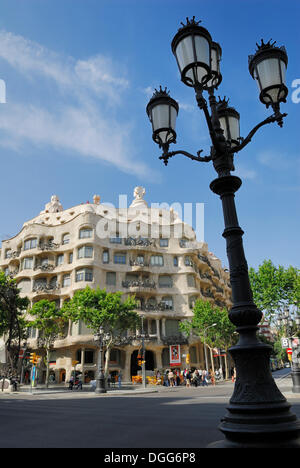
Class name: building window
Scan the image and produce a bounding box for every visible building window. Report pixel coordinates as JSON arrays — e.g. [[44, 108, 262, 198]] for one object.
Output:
[[158, 275, 173, 288], [62, 234, 70, 245], [79, 228, 93, 239], [173, 256, 178, 267], [189, 296, 197, 309], [159, 238, 169, 247], [23, 257, 33, 269], [56, 254, 64, 266], [27, 327, 37, 339], [5, 249, 12, 259], [69, 252, 73, 264], [76, 268, 93, 282], [78, 246, 93, 259], [114, 253, 126, 264], [161, 296, 173, 310], [106, 272, 116, 286], [62, 274, 71, 288], [84, 349, 94, 364], [165, 319, 180, 337], [185, 256, 193, 266], [110, 235, 122, 244], [150, 255, 164, 267], [24, 238, 37, 250], [179, 238, 188, 248], [102, 250, 109, 264], [187, 275, 196, 288]]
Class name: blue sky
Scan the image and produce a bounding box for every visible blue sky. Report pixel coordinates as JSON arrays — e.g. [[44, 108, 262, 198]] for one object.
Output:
[[0, 0, 299, 270]]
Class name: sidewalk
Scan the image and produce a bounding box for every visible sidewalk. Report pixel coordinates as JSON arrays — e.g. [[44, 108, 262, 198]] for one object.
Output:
[[15, 382, 159, 396]]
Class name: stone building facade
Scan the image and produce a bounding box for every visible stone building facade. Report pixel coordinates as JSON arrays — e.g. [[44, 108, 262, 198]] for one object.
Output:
[[0, 187, 232, 383]]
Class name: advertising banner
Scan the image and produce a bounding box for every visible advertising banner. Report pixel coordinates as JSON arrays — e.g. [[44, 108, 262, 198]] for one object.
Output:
[[169, 345, 181, 367]]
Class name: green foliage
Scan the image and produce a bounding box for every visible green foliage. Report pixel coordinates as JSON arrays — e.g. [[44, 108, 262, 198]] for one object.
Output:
[[62, 286, 139, 338], [0, 272, 29, 371], [27, 299, 67, 349], [180, 299, 236, 350], [249, 260, 300, 319]]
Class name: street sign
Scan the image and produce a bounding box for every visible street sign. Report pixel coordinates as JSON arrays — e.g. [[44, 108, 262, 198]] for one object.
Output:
[[281, 338, 289, 348], [286, 348, 293, 355]]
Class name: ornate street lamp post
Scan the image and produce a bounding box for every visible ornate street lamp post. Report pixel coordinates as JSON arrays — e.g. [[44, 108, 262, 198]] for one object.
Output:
[[94, 327, 108, 394], [146, 17, 300, 448]]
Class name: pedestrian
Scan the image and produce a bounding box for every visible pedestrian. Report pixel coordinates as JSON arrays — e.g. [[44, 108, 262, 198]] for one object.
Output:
[[185, 370, 191, 388], [107, 373, 111, 388], [202, 370, 208, 387], [163, 371, 169, 387], [118, 371, 122, 389], [168, 369, 175, 387], [68, 376, 74, 390]]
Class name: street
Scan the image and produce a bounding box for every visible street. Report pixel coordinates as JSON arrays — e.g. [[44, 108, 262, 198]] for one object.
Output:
[[0, 370, 299, 449]]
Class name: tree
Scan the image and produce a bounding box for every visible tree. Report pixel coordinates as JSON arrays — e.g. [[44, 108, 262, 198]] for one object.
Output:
[[249, 260, 300, 320], [62, 287, 139, 377], [0, 272, 29, 376], [180, 299, 236, 378], [27, 300, 68, 387]]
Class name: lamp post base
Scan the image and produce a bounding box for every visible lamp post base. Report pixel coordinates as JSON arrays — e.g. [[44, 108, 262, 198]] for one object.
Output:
[[208, 342, 300, 448], [292, 366, 300, 393], [95, 376, 107, 394]]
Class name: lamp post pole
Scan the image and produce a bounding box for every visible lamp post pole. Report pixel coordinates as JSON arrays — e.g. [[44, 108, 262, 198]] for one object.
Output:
[[146, 17, 300, 448], [141, 316, 147, 389], [94, 327, 106, 394]]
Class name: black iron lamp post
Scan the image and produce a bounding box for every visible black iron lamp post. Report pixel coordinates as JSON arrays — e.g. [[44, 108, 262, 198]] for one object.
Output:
[[146, 17, 300, 448], [94, 326, 108, 394]]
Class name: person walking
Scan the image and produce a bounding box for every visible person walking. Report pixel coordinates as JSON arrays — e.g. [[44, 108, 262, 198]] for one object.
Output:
[[168, 369, 175, 387], [185, 369, 191, 388], [202, 369, 208, 387], [118, 371, 122, 389]]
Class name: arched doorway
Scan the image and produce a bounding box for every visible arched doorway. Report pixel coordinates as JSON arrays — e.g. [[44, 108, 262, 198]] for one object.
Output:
[[130, 349, 155, 377], [59, 369, 66, 383]]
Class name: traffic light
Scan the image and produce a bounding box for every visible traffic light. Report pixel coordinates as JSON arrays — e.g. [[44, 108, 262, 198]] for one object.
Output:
[[29, 353, 38, 365]]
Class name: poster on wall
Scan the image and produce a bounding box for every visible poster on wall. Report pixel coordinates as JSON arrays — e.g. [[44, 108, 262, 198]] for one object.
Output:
[[169, 345, 181, 367]]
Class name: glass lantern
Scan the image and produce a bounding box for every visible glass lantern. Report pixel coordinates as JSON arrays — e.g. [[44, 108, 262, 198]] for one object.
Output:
[[217, 99, 240, 147], [171, 17, 212, 88], [146, 87, 179, 148], [248, 39, 288, 110], [204, 41, 222, 90]]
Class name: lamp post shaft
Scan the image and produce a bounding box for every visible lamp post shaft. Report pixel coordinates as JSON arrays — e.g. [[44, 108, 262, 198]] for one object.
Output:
[[210, 174, 300, 447], [95, 340, 106, 394]]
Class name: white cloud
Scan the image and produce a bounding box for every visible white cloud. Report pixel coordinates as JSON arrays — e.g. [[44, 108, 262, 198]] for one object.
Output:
[[0, 30, 157, 179], [235, 164, 257, 180]]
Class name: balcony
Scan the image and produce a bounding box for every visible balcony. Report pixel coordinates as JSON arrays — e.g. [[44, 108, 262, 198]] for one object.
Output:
[[161, 334, 188, 345], [122, 279, 156, 289], [124, 237, 156, 247], [32, 281, 60, 294], [34, 263, 55, 272], [38, 241, 60, 251]]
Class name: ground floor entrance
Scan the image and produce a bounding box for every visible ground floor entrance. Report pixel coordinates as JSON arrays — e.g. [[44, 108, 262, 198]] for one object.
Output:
[[130, 349, 155, 377]]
